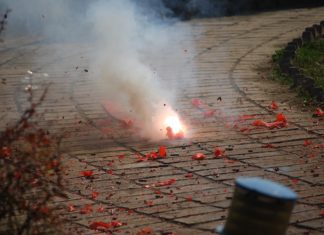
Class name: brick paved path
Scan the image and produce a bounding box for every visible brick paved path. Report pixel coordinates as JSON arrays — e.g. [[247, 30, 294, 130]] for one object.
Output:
[[1, 7, 324, 235]]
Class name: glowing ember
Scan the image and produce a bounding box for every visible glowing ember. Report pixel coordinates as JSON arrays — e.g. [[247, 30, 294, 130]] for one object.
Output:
[[165, 116, 183, 134], [164, 115, 185, 139]]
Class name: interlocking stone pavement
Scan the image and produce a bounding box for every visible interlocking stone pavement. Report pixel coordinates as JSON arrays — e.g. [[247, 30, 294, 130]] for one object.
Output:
[[1, 7, 324, 235]]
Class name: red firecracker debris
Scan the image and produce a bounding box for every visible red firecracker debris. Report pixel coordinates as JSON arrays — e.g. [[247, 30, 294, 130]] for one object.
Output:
[[291, 178, 299, 184], [118, 154, 125, 160], [107, 169, 114, 175], [97, 205, 105, 213], [145, 200, 154, 206], [186, 196, 193, 201], [136, 227, 153, 235], [67, 204, 75, 212], [313, 108, 324, 117], [252, 113, 288, 129], [153, 178, 176, 187], [1, 146, 12, 157], [92, 191, 99, 199], [262, 143, 276, 148], [137, 154, 148, 162], [239, 115, 256, 121], [146, 152, 158, 160], [81, 170, 93, 177], [270, 101, 279, 110], [89, 220, 123, 230], [240, 127, 250, 132], [191, 98, 203, 107], [192, 153, 206, 160], [303, 139, 312, 147], [121, 119, 133, 128], [204, 109, 216, 118], [80, 204, 93, 214], [159, 146, 167, 157], [214, 147, 225, 158], [185, 172, 193, 178]]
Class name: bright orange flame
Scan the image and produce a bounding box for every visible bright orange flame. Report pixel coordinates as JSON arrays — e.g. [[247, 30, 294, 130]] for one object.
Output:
[[164, 114, 185, 139], [164, 116, 183, 133]]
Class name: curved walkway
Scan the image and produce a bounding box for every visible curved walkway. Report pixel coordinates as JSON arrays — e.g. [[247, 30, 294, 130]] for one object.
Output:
[[0, 7, 323, 235]]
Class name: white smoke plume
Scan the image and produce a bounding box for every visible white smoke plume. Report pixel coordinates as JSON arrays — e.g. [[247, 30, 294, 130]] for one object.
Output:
[[1, 0, 193, 140]]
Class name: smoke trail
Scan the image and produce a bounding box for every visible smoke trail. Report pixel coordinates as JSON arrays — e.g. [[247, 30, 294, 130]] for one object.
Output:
[[88, 0, 188, 140]]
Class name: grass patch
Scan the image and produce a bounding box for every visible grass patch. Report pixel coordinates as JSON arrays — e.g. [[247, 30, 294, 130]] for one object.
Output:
[[293, 38, 324, 89], [270, 49, 293, 85]]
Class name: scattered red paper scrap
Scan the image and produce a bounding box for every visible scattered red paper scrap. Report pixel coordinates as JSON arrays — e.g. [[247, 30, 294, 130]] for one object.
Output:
[[146, 152, 159, 160], [276, 113, 287, 122], [239, 115, 256, 121], [303, 139, 312, 147], [185, 172, 193, 178], [89, 221, 110, 230], [1, 146, 12, 157], [214, 147, 226, 158], [204, 109, 216, 118], [191, 98, 203, 107], [121, 119, 133, 128], [186, 196, 193, 201], [291, 178, 299, 184], [81, 170, 93, 177], [89, 220, 123, 230], [80, 204, 93, 214], [118, 154, 125, 160], [159, 146, 167, 157], [262, 143, 276, 148], [270, 101, 279, 110], [92, 191, 99, 199], [145, 200, 154, 206], [136, 227, 153, 235], [67, 204, 75, 212], [166, 126, 184, 140], [313, 108, 324, 117], [192, 153, 206, 160], [97, 205, 105, 213], [252, 113, 288, 129], [153, 178, 176, 187]]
